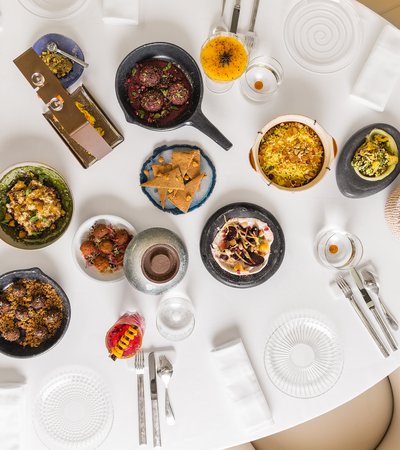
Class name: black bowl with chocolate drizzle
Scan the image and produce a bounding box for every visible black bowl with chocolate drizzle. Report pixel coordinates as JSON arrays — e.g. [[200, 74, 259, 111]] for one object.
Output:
[[115, 42, 232, 150]]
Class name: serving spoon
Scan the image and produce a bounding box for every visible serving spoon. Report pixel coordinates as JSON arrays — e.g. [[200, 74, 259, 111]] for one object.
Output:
[[362, 269, 399, 331], [46, 41, 89, 68]]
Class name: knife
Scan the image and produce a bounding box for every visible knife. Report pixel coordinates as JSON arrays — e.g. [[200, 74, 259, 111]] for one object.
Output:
[[350, 268, 398, 352], [149, 352, 162, 447], [230, 0, 241, 34]]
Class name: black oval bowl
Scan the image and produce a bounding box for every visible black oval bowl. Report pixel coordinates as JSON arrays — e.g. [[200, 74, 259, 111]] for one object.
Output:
[[200, 203, 285, 288], [336, 123, 400, 198], [0, 268, 71, 358], [115, 42, 232, 150]]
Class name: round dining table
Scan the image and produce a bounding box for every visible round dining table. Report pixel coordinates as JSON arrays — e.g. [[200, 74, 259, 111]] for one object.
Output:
[[1, 0, 400, 449]]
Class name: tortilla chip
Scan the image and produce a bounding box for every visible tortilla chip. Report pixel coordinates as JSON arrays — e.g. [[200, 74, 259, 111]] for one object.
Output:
[[171, 151, 195, 178], [186, 150, 201, 180], [158, 189, 168, 209], [168, 173, 205, 213], [141, 167, 184, 190], [152, 164, 172, 176], [151, 164, 173, 208]]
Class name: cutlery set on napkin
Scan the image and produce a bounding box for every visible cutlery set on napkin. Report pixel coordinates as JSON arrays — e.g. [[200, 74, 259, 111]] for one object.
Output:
[[130, 351, 175, 447], [335, 266, 398, 358]]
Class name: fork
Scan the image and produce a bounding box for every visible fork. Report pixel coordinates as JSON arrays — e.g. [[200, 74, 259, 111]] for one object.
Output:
[[336, 275, 390, 358], [135, 351, 147, 445], [244, 0, 260, 54]]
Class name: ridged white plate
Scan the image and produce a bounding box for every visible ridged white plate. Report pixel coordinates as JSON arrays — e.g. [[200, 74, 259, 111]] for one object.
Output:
[[34, 367, 113, 449], [18, 0, 88, 19], [264, 315, 343, 398], [284, 0, 362, 73]]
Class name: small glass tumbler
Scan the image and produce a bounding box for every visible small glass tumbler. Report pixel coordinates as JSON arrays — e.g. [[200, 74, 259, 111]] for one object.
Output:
[[105, 311, 145, 360], [316, 229, 363, 270], [240, 56, 283, 102], [156, 294, 195, 341]]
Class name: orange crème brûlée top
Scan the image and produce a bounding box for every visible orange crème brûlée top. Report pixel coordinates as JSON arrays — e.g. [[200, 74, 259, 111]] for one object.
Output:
[[200, 35, 248, 82]]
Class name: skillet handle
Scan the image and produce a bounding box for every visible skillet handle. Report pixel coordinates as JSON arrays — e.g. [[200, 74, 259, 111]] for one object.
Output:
[[188, 110, 232, 150]]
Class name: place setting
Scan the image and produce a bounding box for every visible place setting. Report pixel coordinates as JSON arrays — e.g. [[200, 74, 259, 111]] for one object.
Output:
[[315, 227, 399, 358]]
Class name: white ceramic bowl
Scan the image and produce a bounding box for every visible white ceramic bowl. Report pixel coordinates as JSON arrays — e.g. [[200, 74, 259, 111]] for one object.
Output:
[[249, 114, 337, 191], [72, 215, 136, 283]]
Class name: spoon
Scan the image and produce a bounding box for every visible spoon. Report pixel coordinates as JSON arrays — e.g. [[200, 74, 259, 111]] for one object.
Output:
[[211, 0, 228, 35], [46, 41, 89, 68], [157, 355, 175, 425], [362, 269, 399, 331]]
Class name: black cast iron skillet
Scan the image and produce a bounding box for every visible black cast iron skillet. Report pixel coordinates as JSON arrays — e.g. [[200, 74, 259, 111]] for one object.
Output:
[[115, 42, 232, 150]]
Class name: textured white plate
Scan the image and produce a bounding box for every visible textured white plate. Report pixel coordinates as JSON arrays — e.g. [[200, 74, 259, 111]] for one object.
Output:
[[264, 313, 343, 398], [33, 366, 113, 450], [284, 0, 362, 73], [18, 0, 88, 19], [72, 214, 136, 283]]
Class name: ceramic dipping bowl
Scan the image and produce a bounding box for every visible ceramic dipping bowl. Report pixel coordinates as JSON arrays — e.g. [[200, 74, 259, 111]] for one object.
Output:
[[123, 228, 188, 295]]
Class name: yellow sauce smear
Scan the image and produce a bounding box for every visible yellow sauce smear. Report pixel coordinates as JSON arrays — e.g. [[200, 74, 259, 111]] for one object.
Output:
[[200, 35, 248, 82]]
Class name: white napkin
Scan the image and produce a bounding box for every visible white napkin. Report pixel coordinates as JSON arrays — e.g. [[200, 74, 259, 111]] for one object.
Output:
[[350, 24, 400, 111], [0, 384, 26, 450], [102, 0, 140, 25], [211, 338, 273, 432]]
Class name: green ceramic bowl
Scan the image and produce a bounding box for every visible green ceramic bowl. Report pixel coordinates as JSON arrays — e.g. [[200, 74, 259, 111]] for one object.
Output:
[[0, 163, 73, 249]]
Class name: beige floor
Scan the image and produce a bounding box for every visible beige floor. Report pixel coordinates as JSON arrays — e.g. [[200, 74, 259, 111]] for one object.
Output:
[[359, 0, 400, 27], [226, 368, 400, 450]]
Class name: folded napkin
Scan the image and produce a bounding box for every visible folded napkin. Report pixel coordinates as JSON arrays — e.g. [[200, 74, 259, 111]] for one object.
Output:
[[211, 338, 273, 432], [0, 384, 26, 450], [102, 0, 140, 25], [350, 24, 400, 111]]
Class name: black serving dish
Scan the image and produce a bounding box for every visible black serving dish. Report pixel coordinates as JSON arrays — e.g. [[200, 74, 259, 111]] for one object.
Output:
[[0, 268, 71, 358], [115, 42, 232, 150], [200, 202, 285, 288], [336, 123, 400, 198]]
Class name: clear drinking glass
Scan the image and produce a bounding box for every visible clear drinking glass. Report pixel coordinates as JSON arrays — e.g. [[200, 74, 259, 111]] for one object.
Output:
[[200, 31, 248, 94], [156, 294, 195, 341], [316, 229, 363, 270], [105, 311, 145, 360], [240, 56, 283, 102]]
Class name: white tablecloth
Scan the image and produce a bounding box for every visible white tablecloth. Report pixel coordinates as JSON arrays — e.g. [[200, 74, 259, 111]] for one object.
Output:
[[0, 1, 400, 449]]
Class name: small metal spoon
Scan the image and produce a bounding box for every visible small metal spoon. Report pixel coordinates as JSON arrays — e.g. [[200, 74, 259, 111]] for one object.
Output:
[[46, 41, 89, 68], [157, 355, 175, 425], [362, 269, 399, 331], [211, 0, 228, 35]]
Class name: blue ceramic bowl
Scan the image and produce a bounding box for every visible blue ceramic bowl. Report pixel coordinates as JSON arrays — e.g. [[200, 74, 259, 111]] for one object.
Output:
[[140, 144, 216, 215], [33, 33, 85, 89]]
